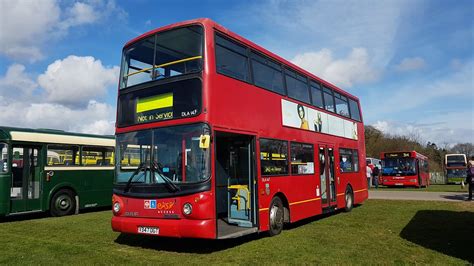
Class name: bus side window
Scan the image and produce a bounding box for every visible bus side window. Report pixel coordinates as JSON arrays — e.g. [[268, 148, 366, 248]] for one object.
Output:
[[47, 145, 79, 166]]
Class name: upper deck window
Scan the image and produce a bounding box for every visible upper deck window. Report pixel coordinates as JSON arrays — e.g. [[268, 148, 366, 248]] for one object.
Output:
[[121, 25, 203, 89], [250, 52, 285, 95], [348, 98, 361, 121], [334, 92, 350, 117], [215, 34, 250, 82], [310, 81, 324, 108], [286, 69, 310, 104], [323, 86, 335, 113]]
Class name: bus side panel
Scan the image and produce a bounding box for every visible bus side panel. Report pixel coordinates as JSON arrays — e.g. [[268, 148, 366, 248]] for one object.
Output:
[[0, 173, 10, 216], [75, 169, 114, 208], [44, 169, 113, 210]]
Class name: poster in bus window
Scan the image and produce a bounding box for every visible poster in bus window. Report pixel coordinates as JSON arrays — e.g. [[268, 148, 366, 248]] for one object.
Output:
[[328, 115, 345, 137], [281, 99, 357, 140], [298, 162, 314, 174]]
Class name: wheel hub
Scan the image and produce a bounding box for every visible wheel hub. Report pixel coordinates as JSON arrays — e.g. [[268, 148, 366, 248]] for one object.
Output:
[[270, 204, 283, 230]]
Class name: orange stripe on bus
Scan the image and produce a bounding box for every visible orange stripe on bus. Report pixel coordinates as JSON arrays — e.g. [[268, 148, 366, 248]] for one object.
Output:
[[289, 197, 321, 206]]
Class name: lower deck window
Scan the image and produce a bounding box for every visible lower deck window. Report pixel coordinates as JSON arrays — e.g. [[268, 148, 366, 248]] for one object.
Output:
[[339, 148, 359, 172], [290, 142, 314, 175], [260, 139, 288, 176]]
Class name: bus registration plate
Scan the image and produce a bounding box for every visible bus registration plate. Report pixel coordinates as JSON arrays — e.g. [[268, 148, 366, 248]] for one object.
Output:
[[137, 226, 159, 235], [395, 183, 403, 186]]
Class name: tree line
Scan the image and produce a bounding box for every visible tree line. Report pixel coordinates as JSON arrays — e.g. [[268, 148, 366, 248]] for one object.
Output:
[[364, 126, 474, 172]]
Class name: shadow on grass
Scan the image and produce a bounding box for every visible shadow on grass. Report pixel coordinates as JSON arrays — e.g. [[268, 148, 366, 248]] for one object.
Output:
[[400, 210, 474, 263], [440, 194, 468, 201], [0, 206, 110, 223], [114, 232, 264, 253], [114, 205, 362, 253], [285, 204, 362, 230]]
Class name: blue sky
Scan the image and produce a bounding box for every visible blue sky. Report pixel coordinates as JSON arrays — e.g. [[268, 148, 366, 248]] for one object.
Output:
[[0, 0, 472, 146]]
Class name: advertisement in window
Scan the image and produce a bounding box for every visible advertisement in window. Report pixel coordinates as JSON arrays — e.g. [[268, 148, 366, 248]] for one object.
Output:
[[281, 99, 358, 140]]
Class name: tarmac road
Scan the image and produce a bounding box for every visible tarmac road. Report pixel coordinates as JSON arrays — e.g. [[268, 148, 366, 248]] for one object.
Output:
[[369, 190, 473, 202]]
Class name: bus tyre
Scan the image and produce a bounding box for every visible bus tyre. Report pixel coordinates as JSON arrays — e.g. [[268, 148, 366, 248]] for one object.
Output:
[[50, 189, 76, 217], [269, 197, 284, 236], [344, 187, 354, 212]]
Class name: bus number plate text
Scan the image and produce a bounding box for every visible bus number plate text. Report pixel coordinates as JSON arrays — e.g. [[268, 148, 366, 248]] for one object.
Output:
[[137, 226, 159, 235]]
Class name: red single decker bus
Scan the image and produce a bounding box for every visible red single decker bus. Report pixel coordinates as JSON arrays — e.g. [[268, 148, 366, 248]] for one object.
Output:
[[381, 151, 430, 187], [111, 18, 368, 239]]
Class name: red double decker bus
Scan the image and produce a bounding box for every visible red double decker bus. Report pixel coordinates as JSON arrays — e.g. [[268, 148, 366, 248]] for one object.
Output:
[[111, 18, 367, 239], [381, 151, 430, 187]]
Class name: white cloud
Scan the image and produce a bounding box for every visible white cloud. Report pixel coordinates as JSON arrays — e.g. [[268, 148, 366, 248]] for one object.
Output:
[[0, 64, 38, 99], [241, 0, 416, 68], [292, 48, 379, 88], [0, 58, 118, 135], [0, 0, 127, 62], [0, 0, 60, 61], [0, 100, 115, 135], [37, 55, 119, 106], [395, 57, 426, 71], [60, 2, 99, 29], [373, 114, 474, 146]]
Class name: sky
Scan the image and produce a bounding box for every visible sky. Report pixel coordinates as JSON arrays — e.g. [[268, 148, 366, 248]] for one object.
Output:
[[0, 0, 473, 146]]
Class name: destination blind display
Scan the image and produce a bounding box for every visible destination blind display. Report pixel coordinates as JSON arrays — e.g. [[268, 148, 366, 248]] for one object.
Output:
[[117, 78, 201, 127], [136, 93, 174, 123], [384, 152, 411, 158]]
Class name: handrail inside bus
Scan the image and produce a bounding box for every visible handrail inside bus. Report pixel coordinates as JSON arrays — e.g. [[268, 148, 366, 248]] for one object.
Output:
[[125, 56, 202, 77]]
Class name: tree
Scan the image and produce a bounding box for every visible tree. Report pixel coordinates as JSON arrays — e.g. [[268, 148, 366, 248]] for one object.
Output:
[[450, 143, 474, 158]]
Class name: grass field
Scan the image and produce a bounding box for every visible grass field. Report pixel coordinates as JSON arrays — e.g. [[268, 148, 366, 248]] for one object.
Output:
[[1, 200, 472, 265], [371, 184, 468, 192]]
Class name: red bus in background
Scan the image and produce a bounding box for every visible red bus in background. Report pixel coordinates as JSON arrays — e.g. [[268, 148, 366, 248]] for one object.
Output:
[[380, 151, 430, 187], [111, 18, 367, 239], [444, 154, 467, 184]]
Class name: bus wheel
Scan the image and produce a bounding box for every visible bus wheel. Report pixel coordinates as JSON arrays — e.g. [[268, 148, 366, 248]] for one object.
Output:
[[344, 187, 354, 212], [50, 189, 76, 217], [269, 197, 284, 236]]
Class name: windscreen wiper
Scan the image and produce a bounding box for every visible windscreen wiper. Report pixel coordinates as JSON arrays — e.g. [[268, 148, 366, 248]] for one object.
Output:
[[124, 162, 147, 193], [152, 161, 180, 192]]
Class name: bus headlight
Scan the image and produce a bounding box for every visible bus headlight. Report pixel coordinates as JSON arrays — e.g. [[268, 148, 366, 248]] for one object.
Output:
[[183, 203, 192, 215], [113, 202, 121, 213]]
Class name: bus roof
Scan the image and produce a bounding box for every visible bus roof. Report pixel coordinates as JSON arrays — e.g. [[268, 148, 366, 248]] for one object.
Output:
[[0, 126, 115, 147], [123, 18, 360, 101]]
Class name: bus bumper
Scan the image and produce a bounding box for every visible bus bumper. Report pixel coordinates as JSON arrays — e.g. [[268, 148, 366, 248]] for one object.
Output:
[[111, 216, 216, 239], [382, 180, 419, 186]]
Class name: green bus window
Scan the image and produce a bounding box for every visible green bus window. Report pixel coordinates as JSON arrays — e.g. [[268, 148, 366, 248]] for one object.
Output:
[[1, 143, 7, 173], [82, 146, 114, 166], [47, 145, 79, 166]]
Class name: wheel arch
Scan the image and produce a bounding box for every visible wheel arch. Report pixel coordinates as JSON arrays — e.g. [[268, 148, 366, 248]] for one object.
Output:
[[47, 183, 79, 209], [273, 192, 290, 223]]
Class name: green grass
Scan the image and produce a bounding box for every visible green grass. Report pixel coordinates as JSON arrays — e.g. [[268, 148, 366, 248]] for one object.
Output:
[[371, 184, 468, 192], [0, 200, 472, 265]]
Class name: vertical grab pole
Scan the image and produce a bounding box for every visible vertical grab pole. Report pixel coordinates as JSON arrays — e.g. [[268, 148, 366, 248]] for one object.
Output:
[[182, 139, 186, 182]]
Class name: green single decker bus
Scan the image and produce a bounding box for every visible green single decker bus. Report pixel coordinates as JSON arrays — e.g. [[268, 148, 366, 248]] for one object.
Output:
[[0, 126, 115, 217]]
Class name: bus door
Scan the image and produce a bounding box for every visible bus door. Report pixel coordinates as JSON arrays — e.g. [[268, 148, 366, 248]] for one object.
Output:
[[318, 145, 337, 210], [10, 145, 42, 213], [215, 131, 258, 238]]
